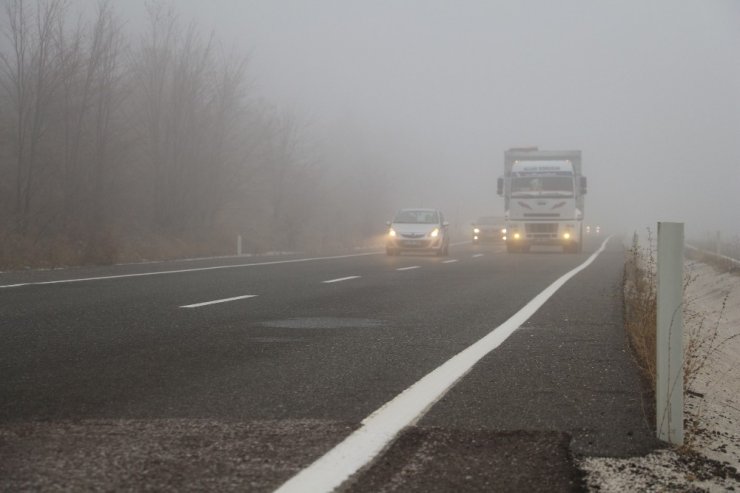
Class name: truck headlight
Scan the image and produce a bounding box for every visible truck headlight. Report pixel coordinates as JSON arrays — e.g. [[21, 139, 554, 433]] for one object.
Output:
[[473, 228, 480, 234], [513, 232, 521, 240], [563, 232, 571, 240]]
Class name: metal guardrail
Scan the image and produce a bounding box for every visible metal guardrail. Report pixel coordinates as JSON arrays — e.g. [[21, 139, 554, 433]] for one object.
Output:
[[685, 243, 740, 270]]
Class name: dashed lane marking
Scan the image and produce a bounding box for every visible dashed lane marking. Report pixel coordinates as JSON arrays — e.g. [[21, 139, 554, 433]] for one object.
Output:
[[180, 295, 257, 308], [322, 276, 361, 284], [396, 266, 421, 271]]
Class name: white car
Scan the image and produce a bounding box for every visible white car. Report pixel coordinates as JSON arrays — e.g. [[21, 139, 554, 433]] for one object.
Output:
[[386, 208, 450, 256]]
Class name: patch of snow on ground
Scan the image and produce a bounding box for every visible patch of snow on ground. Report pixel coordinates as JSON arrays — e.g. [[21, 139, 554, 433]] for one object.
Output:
[[580, 260, 740, 492]]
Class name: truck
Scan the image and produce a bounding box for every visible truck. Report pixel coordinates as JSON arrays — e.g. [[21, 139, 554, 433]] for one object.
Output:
[[497, 147, 587, 253]]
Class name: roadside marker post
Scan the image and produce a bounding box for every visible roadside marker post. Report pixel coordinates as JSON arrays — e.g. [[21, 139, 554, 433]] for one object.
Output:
[[237, 234, 243, 256], [656, 222, 684, 445]]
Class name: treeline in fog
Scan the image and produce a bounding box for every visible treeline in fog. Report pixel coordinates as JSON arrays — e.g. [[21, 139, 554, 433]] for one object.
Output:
[[0, 1, 391, 268]]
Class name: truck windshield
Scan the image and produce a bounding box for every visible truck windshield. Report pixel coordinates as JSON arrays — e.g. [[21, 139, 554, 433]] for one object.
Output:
[[511, 176, 573, 197]]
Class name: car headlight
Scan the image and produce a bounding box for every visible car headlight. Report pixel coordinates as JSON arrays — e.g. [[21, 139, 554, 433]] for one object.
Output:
[[389, 228, 396, 237], [430, 228, 440, 238]]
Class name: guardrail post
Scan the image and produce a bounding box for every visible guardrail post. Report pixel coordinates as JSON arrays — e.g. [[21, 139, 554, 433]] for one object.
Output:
[[237, 234, 243, 256], [656, 222, 684, 445]]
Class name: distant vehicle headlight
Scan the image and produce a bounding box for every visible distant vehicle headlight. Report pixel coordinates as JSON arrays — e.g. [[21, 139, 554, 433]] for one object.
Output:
[[389, 228, 397, 237], [473, 228, 480, 234], [563, 232, 571, 240], [513, 232, 521, 240], [430, 228, 440, 238], [501, 228, 507, 234]]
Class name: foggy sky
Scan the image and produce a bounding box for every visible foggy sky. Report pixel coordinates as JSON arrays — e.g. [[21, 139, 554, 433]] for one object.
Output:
[[102, 1, 740, 237]]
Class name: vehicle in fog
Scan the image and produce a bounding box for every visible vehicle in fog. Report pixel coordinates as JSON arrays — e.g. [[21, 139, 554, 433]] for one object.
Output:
[[472, 216, 505, 244], [386, 208, 450, 256], [498, 148, 587, 253]]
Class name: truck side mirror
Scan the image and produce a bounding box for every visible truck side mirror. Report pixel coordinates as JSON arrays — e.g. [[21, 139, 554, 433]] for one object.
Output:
[[497, 177, 503, 196], [580, 176, 587, 195]]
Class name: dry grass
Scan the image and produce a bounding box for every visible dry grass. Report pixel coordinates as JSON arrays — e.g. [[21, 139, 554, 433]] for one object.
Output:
[[624, 230, 658, 389], [0, 228, 241, 271]]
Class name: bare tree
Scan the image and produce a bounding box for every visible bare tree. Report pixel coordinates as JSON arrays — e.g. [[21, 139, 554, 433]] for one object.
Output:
[[0, 0, 66, 232]]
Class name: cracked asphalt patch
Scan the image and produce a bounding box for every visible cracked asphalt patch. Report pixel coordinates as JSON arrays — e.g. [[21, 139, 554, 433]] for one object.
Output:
[[344, 427, 584, 493]]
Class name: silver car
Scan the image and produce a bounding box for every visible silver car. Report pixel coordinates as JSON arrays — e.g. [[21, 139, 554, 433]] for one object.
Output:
[[386, 208, 450, 256]]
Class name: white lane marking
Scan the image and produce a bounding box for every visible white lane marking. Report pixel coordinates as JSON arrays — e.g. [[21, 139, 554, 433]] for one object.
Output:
[[472, 253, 484, 258], [0, 252, 383, 289], [396, 266, 420, 271], [275, 237, 613, 493], [442, 259, 458, 264], [180, 295, 257, 309], [322, 276, 361, 284]]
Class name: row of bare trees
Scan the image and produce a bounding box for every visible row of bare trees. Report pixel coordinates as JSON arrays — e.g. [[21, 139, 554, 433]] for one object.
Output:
[[0, 1, 391, 268]]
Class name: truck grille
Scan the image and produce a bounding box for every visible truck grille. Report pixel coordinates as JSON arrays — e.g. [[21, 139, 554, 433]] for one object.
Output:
[[525, 223, 558, 233]]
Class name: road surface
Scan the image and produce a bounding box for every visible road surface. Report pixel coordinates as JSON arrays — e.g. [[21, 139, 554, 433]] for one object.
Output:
[[0, 238, 658, 491]]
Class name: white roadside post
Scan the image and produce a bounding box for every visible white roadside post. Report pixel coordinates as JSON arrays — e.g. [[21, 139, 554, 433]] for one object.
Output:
[[656, 222, 684, 445], [237, 234, 243, 256]]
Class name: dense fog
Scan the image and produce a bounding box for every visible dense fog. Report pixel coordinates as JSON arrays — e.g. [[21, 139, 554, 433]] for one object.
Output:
[[1, 1, 738, 266]]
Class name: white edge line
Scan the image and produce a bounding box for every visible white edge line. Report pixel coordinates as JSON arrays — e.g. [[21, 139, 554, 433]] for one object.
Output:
[[472, 253, 484, 258], [396, 266, 421, 271], [322, 276, 361, 284], [180, 294, 257, 308], [442, 259, 458, 264], [0, 251, 382, 289], [274, 236, 612, 493]]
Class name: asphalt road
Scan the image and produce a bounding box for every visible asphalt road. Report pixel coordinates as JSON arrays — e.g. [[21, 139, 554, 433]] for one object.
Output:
[[0, 238, 659, 492]]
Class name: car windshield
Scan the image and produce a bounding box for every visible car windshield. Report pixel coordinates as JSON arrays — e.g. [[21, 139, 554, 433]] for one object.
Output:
[[394, 210, 439, 224]]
